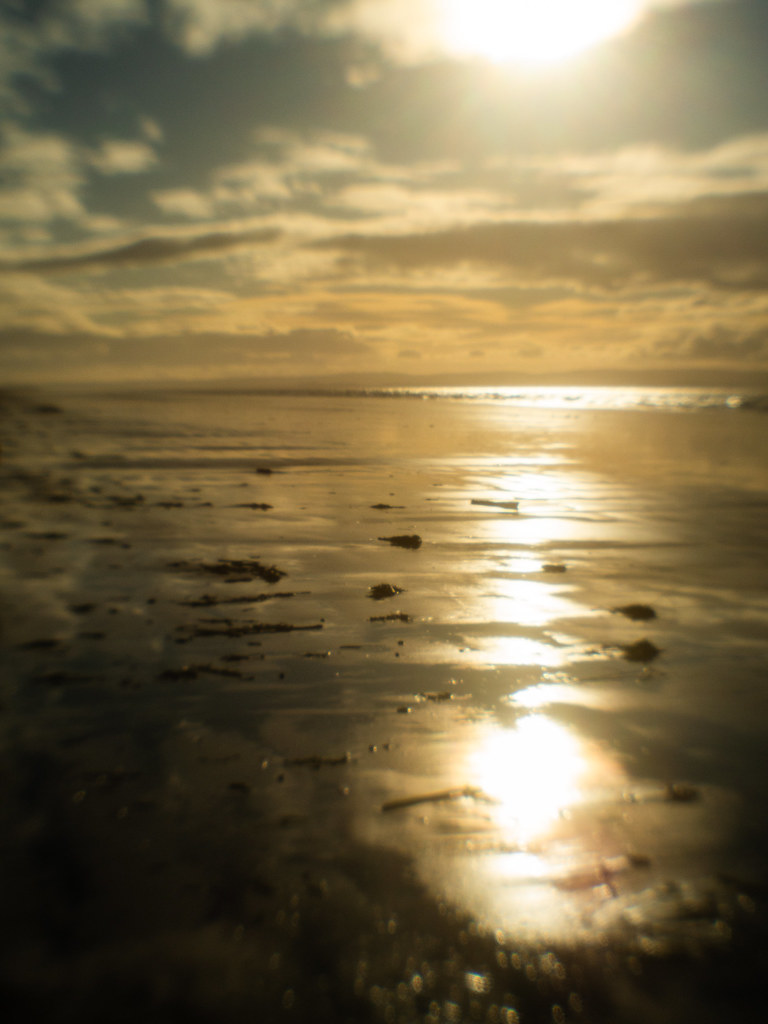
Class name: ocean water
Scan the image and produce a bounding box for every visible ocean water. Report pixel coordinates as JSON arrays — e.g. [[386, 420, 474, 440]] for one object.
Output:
[[1, 385, 767, 1023]]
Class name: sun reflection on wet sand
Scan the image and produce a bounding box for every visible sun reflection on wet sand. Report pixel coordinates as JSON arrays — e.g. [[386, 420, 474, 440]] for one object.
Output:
[[469, 716, 587, 845], [471, 635, 571, 668], [360, 700, 640, 943], [353, 443, 651, 940], [450, 713, 636, 941], [485, 578, 582, 628]]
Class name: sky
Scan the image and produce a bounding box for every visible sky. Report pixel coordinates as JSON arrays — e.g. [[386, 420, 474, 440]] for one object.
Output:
[[2, 0, 768, 385]]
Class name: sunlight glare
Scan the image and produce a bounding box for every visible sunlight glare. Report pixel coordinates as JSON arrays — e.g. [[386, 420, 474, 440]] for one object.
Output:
[[440, 0, 644, 66], [470, 716, 586, 843]]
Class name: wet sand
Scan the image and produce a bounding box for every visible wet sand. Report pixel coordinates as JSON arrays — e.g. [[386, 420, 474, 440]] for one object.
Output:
[[1, 387, 767, 1022]]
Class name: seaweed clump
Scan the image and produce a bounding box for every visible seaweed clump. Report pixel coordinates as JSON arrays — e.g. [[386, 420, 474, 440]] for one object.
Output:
[[368, 583, 405, 600], [621, 638, 661, 663], [378, 535, 422, 549], [169, 557, 286, 584]]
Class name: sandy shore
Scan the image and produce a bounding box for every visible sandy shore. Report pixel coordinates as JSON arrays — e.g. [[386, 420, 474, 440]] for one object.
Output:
[[1, 387, 767, 1022]]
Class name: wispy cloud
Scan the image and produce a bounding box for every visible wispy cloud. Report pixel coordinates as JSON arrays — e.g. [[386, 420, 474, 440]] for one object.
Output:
[[151, 128, 372, 220], [513, 133, 768, 216], [312, 193, 768, 292], [161, 0, 308, 56], [0, 123, 84, 224], [3, 226, 280, 274], [693, 325, 768, 359], [151, 188, 216, 220], [0, 270, 110, 336], [148, 125, 510, 238], [88, 139, 159, 175], [0, 122, 160, 242]]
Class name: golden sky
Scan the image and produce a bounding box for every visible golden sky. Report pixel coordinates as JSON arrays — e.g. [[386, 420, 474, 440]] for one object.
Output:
[[2, 0, 768, 384]]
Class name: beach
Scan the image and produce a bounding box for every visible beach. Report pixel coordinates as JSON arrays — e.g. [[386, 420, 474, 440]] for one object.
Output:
[[1, 384, 767, 1023]]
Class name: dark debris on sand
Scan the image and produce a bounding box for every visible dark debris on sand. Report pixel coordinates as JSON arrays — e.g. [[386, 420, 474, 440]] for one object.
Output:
[[621, 638, 661, 662], [284, 752, 351, 769], [378, 534, 422, 549], [665, 782, 700, 802], [168, 557, 287, 584], [470, 498, 519, 510], [19, 638, 66, 650], [368, 583, 405, 600], [159, 663, 257, 681], [613, 603, 657, 621], [176, 621, 323, 640], [178, 591, 305, 607], [30, 670, 92, 686]]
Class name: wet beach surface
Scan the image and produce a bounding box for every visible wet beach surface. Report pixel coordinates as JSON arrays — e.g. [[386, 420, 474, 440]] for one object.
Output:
[[1, 387, 768, 1023]]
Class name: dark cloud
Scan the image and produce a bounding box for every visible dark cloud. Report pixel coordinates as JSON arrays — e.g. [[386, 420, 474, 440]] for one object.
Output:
[[312, 193, 768, 292], [660, 324, 768, 361], [0, 324, 369, 381], [3, 227, 280, 274]]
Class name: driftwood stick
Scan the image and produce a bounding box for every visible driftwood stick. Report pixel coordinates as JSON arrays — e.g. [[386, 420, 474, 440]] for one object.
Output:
[[381, 784, 496, 812]]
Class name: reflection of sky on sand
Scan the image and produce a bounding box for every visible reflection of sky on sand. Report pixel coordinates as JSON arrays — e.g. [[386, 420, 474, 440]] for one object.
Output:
[[462, 464, 658, 556], [431, 573, 599, 670], [469, 635, 570, 669], [485, 578, 580, 627]]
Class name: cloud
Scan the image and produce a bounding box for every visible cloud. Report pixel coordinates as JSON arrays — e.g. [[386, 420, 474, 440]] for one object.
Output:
[[0, 0, 148, 113], [88, 139, 159, 174], [208, 155, 292, 207], [312, 193, 768, 293], [151, 128, 374, 221], [251, 326, 369, 361], [0, 0, 732, 114], [161, 0, 307, 56], [156, 0, 729, 66], [0, 323, 369, 383], [154, 0, 722, 66], [139, 116, 164, 143], [659, 323, 768, 361], [48, 0, 149, 37], [0, 0, 761, 387], [0, 123, 84, 223], [0, 270, 108, 336], [151, 188, 216, 220], [517, 133, 768, 215], [0, 123, 159, 239], [143, 125, 768, 261], [4, 226, 281, 274], [147, 125, 510, 241]]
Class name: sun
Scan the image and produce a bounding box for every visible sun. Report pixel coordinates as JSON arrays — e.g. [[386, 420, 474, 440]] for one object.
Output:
[[439, 0, 644, 66]]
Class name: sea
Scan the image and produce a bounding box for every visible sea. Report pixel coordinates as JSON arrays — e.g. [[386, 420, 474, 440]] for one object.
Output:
[[1, 384, 767, 1023]]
